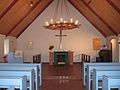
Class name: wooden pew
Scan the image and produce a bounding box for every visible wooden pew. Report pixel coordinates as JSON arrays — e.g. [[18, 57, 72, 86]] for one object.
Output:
[[36, 63, 42, 86], [0, 75, 27, 90], [0, 70, 34, 90], [93, 69, 120, 90], [0, 63, 41, 90], [83, 62, 120, 86], [102, 75, 120, 90], [86, 65, 120, 90], [7, 86, 15, 90]]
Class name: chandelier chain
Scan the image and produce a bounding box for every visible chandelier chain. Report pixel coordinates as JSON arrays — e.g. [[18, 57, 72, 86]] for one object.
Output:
[[64, 0, 71, 20]]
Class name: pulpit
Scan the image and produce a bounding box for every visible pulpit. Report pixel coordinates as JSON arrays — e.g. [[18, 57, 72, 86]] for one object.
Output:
[[49, 51, 73, 65]]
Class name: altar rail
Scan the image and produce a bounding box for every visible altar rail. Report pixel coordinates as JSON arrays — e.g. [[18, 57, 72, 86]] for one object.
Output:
[[86, 64, 120, 90], [0, 69, 34, 90], [0, 63, 42, 90], [93, 69, 120, 90], [81, 54, 90, 63], [33, 54, 41, 63], [82, 62, 120, 86], [102, 75, 120, 90], [0, 75, 27, 90]]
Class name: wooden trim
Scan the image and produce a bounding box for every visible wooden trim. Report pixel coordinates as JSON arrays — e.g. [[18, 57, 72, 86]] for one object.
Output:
[[106, 0, 120, 15], [81, 0, 118, 36], [6, 0, 41, 37], [0, 0, 18, 20], [17, 0, 53, 38], [68, 0, 107, 37]]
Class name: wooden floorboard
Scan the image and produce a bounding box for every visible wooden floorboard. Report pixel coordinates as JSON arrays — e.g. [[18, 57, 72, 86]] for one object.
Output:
[[40, 63, 86, 90]]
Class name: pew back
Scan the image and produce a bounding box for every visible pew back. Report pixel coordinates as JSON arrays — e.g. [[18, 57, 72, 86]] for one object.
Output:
[[102, 75, 120, 90], [0, 70, 34, 90], [0, 63, 41, 90], [86, 65, 120, 90], [83, 62, 120, 85], [93, 69, 120, 90], [0, 75, 27, 90]]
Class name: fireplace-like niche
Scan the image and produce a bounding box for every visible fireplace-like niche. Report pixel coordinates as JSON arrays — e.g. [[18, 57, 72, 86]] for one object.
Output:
[[49, 51, 73, 65], [54, 51, 69, 64]]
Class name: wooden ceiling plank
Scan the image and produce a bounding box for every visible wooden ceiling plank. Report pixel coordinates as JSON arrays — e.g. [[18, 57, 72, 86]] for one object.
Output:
[[0, 0, 28, 34], [16, 0, 53, 38], [68, 0, 114, 37], [68, 0, 107, 37], [106, 0, 120, 15], [6, 0, 41, 36], [85, 0, 120, 34], [0, 0, 18, 20], [82, 0, 118, 36]]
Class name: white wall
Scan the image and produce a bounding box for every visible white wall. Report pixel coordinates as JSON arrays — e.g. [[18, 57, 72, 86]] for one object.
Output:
[[17, 0, 106, 62]]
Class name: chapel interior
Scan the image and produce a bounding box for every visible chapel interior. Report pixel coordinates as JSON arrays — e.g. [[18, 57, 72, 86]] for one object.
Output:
[[0, 0, 120, 90]]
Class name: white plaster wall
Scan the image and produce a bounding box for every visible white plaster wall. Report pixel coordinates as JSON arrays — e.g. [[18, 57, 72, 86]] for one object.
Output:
[[17, 0, 106, 63]]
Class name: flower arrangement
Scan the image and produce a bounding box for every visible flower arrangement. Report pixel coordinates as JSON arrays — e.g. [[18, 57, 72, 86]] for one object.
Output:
[[49, 45, 54, 51]]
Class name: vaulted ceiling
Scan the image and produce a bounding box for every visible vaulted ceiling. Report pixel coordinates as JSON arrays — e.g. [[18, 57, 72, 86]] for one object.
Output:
[[0, 0, 120, 38]]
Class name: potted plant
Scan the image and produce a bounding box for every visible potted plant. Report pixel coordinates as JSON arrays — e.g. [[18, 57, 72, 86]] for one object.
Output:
[[49, 45, 54, 51]]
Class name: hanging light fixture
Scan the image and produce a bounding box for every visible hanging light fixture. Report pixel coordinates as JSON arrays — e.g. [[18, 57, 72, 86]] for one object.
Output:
[[43, 0, 80, 30], [30, 0, 33, 7], [43, 0, 81, 50]]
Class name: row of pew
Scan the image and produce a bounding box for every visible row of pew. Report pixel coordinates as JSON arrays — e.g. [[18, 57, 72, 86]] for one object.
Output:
[[0, 63, 42, 90], [83, 62, 120, 90]]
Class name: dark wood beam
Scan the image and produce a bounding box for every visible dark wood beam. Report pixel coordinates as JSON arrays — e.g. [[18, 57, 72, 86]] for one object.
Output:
[[6, 0, 41, 37], [0, 0, 18, 20], [81, 0, 118, 36], [106, 0, 120, 15], [17, 0, 53, 38]]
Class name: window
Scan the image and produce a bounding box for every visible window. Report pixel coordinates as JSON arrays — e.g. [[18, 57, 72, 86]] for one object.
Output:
[[4, 39, 9, 55]]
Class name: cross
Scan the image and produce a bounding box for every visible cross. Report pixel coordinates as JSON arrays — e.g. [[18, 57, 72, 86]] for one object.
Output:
[[55, 30, 67, 50]]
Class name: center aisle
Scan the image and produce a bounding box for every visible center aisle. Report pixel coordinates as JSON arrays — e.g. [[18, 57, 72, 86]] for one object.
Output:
[[40, 63, 86, 90]]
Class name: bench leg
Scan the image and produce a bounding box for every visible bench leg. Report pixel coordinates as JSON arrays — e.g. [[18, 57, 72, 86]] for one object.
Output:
[[21, 76, 27, 90]]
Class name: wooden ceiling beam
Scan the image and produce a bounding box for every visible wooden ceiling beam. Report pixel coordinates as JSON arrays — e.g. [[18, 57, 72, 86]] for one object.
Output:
[[6, 0, 41, 37], [68, 0, 114, 37], [106, 0, 120, 15], [16, 0, 53, 38], [81, 0, 118, 36], [0, 0, 18, 20]]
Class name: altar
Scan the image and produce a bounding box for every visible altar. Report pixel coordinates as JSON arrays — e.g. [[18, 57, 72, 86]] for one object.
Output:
[[49, 51, 73, 65]]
